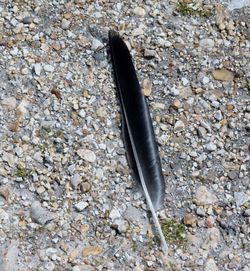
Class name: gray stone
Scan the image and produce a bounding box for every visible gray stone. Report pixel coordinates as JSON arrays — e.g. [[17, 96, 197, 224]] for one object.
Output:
[[195, 186, 218, 205], [61, 19, 70, 29], [22, 16, 32, 24], [1, 97, 16, 110], [200, 38, 215, 49], [34, 63, 42, 76], [174, 120, 185, 133], [2, 152, 15, 167], [71, 174, 82, 188], [75, 201, 88, 211], [204, 258, 218, 271], [77, 149, 96, 163], [206, 143, 217, 152], [202, 227, 220, 251], [234, 192, 250, 207], [31, 201, 55, 225], [44, 64, 54, 72], [109, 208, 121, 220]]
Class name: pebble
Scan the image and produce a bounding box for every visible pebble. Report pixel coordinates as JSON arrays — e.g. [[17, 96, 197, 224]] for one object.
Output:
[[22, 16, 32, 24], [92, 38, 104, 50], [82, 246, 102, 257], [80, 182, 91, 193], [77, 149, 96, 163], [200, 38, 215, 50], [0, 241, 19, 271], [214, 111, 223, 121], [71, 174, 82, 188], [202, 77, 210, 85], [172, 99, 181, 109], [206, 143, 217, 152], [132, 28, 144, 36], [34, 63, 42, 76], [1, 97, 16, 110], [15, 146, 23, 157], [144, 49, 156, 59], [212, 69, 234, 81], [36, 186, 45, 195], [202, 227, 221, 251], [195, 186, 218, 206], [114, 219, 129, 233], [109, 208, 121, 220], [183, 213, 197, 226], [181, 77, 189, 86], [133, 7, 146, 16], [174, 120, 185, 133], [204, 258, 219, 271], [142, 78, 152, 96], [61, 18, 70, 30], [30, 201, 55, 225], [0, 185, 10, 201], [75, 201, 88, 211], [44, 64, 54, 72], [2, 152, 15, 167], [206, 216, 215, 228], [234, 192, 250, 207]]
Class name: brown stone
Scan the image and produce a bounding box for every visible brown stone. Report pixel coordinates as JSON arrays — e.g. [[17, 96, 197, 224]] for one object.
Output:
[[142, 78, 152, 96], [82, 246, 102, 257], [183, 213, 197, 226], [212, 69, 234, 81]]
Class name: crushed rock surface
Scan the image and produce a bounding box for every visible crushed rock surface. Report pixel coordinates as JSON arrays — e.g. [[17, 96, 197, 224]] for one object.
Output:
[[0, 1, 249, 270]]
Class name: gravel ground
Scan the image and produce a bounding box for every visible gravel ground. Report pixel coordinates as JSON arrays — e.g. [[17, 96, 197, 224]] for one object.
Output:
[[0, 1, 249, 270]]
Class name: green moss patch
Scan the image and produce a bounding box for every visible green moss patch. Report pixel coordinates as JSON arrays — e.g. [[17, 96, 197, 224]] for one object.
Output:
[[161, 219, 186, 245], [176, 2, 212, 17]]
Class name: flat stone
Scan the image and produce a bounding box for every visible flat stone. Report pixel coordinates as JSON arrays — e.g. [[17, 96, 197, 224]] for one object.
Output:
[[80, 182, 91, 193], [91, 38, 104, 50], [234, 192, 250, 207], [0, 185, 10, 201], [44, 64, 54, 72], [71, 174, 82, 188], [133, 7, 146, 16], [0, 241, 19, 271], [77, 149, 96, 163], [1, 97, 16, 110], [204, 258, 218, 271], [200, 38, 215, 49], [22, 16, 32, 24], [34, 63, 42, 76], [195, 186, 218, 205], [75, 201, 88, 211], [31, 201, 55, 225], [82, 246, 102, 257], [202, 227, 220, 251], [132, 28, 144, 36], [2, 152, 15, 167], [114, 219, 129, 233], [61, 18, 70, 29], [181, 77, 189, 86], [174, 120, 185, 133], [206, 142, 217, 152], [142, 79, 152, 96], [212, 69, 234, 81], [109, 208, 121, 220], [144, 49, 156, 59], [15, 146, 23, 157], [183, 213, 197, 226]]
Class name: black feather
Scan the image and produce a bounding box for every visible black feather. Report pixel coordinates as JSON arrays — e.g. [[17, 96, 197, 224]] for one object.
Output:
[[109, 30, 165, 210]]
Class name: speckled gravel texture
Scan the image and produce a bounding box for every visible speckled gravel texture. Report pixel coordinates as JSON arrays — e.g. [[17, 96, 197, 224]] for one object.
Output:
[[0, 1, 249, 271]]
